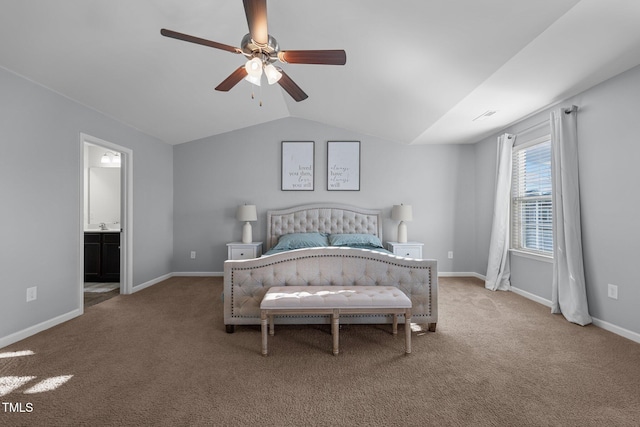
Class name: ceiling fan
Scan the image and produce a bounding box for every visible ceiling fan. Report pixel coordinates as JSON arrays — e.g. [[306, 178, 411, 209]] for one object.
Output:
[[161, 0, 346, 102]]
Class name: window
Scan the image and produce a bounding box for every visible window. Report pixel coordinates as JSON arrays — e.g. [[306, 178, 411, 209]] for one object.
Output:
[[511, 136, 553, 256]]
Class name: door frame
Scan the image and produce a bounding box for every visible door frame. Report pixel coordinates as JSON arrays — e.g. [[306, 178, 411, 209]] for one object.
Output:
[[79, 133, 133, 308]]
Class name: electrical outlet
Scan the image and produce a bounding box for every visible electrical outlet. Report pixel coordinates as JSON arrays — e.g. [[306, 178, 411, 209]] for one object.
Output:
[[448, 251, 453, 259], [607, 284, 618, 300], [190, 251, 196, 259], [26, 286, 37, 302]]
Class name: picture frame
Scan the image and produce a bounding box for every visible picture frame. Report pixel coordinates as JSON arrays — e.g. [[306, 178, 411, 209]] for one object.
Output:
[[327, 141, 360, 191], [281, 141, 315, 191]]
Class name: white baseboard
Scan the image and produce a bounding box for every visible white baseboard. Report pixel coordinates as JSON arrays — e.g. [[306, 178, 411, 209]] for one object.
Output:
[[438, 272, 486, 281], [510, 286, 553, 307], [131, 272, 222, 292], [0, 271, 217, 349], [131, 272, 173, 293], [440, 273, 639, 344], [0, 309, 82, 349], [591, 317, 640, 344], [509, 287, 640, 344], [172, 272, 222, 277]]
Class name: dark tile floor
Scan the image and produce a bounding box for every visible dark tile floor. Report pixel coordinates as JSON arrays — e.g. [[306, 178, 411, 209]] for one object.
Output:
[[84, 283, 120, 308]]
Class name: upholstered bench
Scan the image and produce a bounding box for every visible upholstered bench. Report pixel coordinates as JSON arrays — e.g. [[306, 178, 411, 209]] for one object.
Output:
[[260, 286, 412, 356]]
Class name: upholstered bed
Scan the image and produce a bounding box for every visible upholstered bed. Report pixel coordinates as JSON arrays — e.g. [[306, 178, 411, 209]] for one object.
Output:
[[223, 203, 438, 333]]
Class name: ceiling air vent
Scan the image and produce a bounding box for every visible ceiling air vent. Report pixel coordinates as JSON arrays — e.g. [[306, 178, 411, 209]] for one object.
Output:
[[473, 110, 498, 122]]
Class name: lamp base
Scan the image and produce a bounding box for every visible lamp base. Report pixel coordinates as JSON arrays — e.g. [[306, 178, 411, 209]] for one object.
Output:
[[242, 222, 253, 243], [397, 221, 407, 243]]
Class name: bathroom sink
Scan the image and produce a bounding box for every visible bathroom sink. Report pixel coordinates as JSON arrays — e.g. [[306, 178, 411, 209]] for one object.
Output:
[[85, 226, 121, 232]]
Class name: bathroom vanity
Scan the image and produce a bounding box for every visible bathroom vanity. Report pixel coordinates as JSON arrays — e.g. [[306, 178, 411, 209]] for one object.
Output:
[[84, 231, 120, 282]]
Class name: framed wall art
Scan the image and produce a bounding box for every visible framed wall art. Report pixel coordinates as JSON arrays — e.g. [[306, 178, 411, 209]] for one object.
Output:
[[281, 141, 315, 191], [327, 141, 360, 191]]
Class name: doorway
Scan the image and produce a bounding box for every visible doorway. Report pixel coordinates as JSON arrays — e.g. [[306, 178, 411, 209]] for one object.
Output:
[[80, 133, 133, 310]]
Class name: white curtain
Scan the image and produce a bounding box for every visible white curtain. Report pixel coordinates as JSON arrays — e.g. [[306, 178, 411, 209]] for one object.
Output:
[[550, 106, 592, 325], [485, 133, 515, 291]]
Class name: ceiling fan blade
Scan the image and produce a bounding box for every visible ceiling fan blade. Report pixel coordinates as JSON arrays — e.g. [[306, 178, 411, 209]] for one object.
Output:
[[215, 66, 249, 92], [161, 29, 241, 54], [277, 69, 308, 102], [278, 50, 347, 65], [243, 0, 268, 45]]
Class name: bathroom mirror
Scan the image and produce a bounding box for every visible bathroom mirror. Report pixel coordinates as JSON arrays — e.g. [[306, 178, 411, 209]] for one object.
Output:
[[88, 167, 120, 224]]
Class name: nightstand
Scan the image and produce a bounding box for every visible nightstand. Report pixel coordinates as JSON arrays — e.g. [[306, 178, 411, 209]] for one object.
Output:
[[227, 242, 263, 260], [386, 241, 423, 259]]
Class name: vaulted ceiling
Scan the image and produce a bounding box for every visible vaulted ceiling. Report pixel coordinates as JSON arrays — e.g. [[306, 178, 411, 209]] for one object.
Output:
[[2, 0, 640, 145]]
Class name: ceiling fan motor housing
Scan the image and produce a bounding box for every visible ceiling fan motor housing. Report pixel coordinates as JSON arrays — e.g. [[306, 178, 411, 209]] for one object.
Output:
[[241, 33, 279, 63]]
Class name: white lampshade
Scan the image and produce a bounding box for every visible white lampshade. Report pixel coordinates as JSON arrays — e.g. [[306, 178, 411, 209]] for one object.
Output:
[[244, 57, 263, 86], [236, 204, 257, 222], [391, 204, 413, 222], [101, 153, 111, 164], [392, 204, 413, 243], [264, 63, 282, 85], [245, 57, 263, 78], [244, 74, 261, 86]]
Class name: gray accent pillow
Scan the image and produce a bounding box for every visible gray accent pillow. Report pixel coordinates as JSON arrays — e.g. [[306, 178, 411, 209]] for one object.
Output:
[[328, 233, 383, 248], [272, 232, 329, 250]]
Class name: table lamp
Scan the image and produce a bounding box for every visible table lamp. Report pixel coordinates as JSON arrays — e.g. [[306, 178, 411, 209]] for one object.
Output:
[[391, 204, 413, 243], [236, 204, 257, 243]]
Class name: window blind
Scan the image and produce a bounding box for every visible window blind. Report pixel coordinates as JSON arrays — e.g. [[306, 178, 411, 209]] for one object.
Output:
[[511, 138, 553, 255]]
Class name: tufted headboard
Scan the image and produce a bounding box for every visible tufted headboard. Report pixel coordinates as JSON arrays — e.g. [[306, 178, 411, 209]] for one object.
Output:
[[266, 203, 383, 250]]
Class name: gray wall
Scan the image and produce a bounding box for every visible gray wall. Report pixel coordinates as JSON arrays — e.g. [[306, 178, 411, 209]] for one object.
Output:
[[473, 64, 640, 335], [0, 67, 174, 342], [173, 117, 477, 274], [473, 137, 497, 276], [3, 58, 638, 345]]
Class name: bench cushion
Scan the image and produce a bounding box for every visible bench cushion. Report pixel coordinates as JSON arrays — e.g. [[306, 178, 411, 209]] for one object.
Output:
[[260, 286, 411, 310]]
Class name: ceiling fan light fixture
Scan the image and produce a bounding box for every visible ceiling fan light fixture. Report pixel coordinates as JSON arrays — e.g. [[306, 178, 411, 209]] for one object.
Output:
[[264, 63, 282, 85], [244, 74, 261, 86], [245, 57, 263, 78]]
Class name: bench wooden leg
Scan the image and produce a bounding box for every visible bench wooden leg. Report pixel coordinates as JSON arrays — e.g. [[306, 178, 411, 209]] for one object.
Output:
[[259, 306, 413, 356], [261, 310, 268, 356], [332, 309, 340, 356], [405, 309, 412, 354], [269, 314, 275, 336]]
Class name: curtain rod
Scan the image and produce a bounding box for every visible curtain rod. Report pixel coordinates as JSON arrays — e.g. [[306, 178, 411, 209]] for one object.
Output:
[[514, 105, 577, 136], [516, 119, 549, 136]]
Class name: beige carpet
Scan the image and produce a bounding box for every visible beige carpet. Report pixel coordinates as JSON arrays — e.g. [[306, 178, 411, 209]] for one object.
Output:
[[1, 276, 639, 426]]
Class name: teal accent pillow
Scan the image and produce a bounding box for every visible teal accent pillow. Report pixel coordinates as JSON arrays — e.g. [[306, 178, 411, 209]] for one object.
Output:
[[272, 232, 329, 250], [328, 233, 383, 248]]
